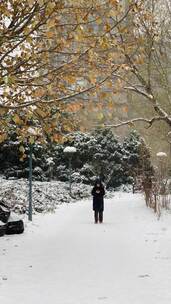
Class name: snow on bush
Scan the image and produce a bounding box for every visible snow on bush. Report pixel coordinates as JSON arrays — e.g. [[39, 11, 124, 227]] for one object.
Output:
[[63, 146, 77, 153], [0, 176, 92, 214], [156, 152, 167, 157]]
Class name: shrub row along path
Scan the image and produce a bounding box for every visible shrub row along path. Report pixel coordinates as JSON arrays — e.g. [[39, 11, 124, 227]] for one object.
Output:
[[1, 192, 171, 304]]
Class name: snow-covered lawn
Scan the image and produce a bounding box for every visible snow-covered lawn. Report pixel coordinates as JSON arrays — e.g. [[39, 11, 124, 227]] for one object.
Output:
[[1, 192, 171, 304]]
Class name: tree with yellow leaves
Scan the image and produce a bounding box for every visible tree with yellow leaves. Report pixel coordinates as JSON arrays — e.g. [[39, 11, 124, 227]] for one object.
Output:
[[0, 0, 143, 143], [1, 0, 170, 145]]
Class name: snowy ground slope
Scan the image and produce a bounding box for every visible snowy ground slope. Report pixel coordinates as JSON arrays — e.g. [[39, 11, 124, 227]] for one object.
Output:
[[1, 192, 171, 304]]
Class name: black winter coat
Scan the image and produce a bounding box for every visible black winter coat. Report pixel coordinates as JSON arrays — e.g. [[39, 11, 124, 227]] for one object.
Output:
[[92, 186, 105, 211]]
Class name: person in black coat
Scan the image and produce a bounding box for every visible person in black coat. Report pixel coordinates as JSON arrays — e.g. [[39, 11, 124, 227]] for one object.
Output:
[[91, 178, 105, 223]]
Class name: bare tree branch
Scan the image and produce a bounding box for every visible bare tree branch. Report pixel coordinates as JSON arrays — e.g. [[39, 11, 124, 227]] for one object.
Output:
[[103, 116, 169, 129]]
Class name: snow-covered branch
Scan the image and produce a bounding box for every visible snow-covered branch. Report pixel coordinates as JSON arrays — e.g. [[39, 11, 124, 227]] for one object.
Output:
[[103, 116, 169, 129], [124, 86, 153, 100]]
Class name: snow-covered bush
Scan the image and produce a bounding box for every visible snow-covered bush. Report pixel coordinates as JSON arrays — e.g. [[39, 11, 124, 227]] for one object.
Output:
[[0, 177, 92, 214], [71, 172, 82, 183], [0, 129, 153, 189]]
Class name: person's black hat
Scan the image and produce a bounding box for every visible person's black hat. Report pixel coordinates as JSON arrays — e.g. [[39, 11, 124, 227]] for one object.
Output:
[[95, 177, 102, 185]]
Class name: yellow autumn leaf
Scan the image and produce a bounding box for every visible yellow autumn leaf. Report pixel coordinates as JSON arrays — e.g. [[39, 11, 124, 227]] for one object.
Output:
[[123, 106, 128, 113], [88, 72, 96, 84], [47, 18, 56, 29], [53, 133, 61, 142], [109, 9, 118, 18], [0, 108, 8, 115], [107, 111, 113, 118], [19, 153, 27, 162], [34, 88, 46, 98], [47, 2, 56, 12], [98, 123, 105, 128], [79, 126, 86, 132], [0, 133, 7, 143], [108, 99, 114, 110], [13, 114, 23, 125], [99, 91, 108, 99], [109, 0, 119, 4], [19, 145, 25, 153], [88, 49, 94, 62], [46, 30, 54, 39], [135, 55, 144, 64], [106, 80, 113, 89], [3, 76, 8, 84], [65, 75, 76, 85], [96, 18, 103, 25], [128, 122, 135, 128], [97, 112, 104, 121], [99, 37, 109, 49], [119, 26, 128, 34], [29, 136, 35, 144], [36, 108, 47, 118], [74, 26, 84, 41], [28, 0, 35, 7], [38, 0, 44, 5], [8, 75, 16, 84], [26, 36, 33, 44], [51, 119, 57, 127], [105, 23, 111, 32]]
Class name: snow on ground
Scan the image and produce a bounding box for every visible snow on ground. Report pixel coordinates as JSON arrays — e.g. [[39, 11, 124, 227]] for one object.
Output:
[[1, 192, 171, 304]]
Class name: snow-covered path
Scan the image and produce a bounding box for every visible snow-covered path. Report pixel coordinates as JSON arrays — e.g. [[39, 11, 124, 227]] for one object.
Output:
[[1, 193, 171, 304]]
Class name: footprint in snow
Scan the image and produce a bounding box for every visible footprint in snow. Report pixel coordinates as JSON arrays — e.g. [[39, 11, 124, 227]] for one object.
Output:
[[1, 276, 8, 281], [98, 296, 108, 300], [155, 257, 171, 260], [138, 274, 150, 278]]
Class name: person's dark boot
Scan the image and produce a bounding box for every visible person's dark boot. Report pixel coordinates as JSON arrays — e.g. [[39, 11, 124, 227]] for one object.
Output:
[[94, 211, 98, 223], [99, 212, 103, 223]]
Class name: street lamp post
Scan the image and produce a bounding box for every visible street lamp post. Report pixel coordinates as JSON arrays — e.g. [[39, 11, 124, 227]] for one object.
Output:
[[63, 146, 76, 196], [28, 143, 33, 221], [27, 127, 38, 221]]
